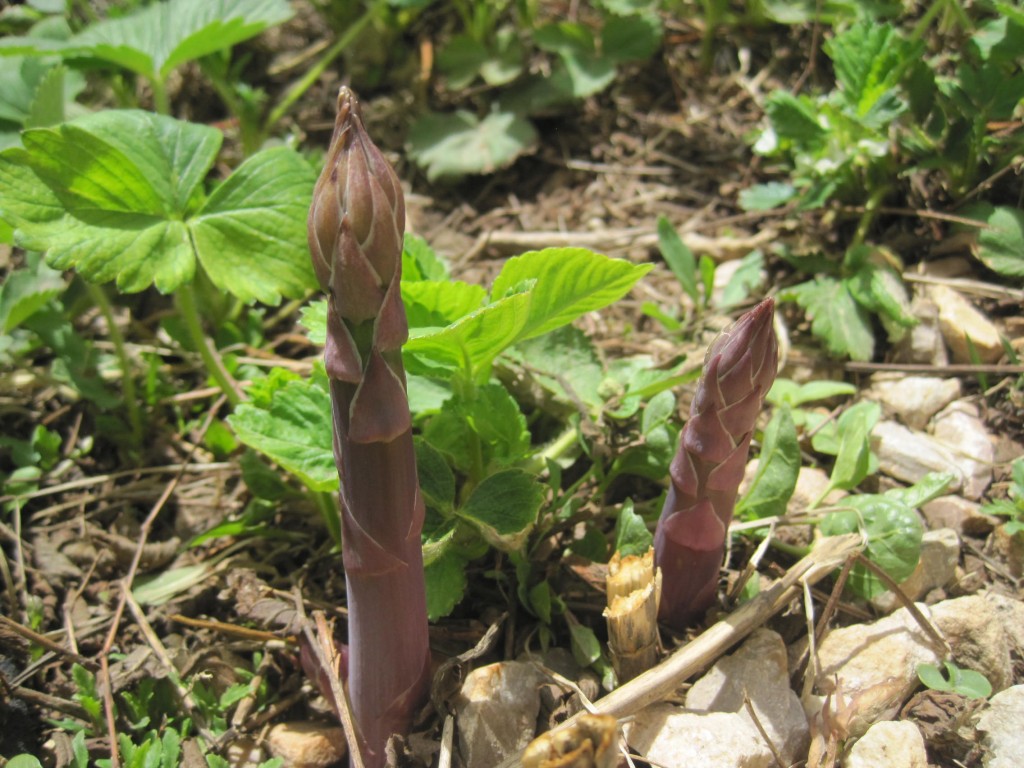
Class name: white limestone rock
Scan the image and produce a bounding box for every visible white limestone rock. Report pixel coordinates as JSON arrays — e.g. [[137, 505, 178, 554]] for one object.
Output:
[[930, 285, 1004, 363], [811, 605, 942, 737], [845, 720, 928, 768], [627, 705, 774, 768], [866, 375, 962, 430], [975, 685, 1024, 768], [874, 420, 967, 493], [931, 595, 1015, 693], [931, 401, 994, 500], [686, 629, 809, 765]]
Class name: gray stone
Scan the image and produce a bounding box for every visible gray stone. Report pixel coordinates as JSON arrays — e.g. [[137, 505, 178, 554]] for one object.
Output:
[[922, 496, 998, 536], [686, 629, 809, 765], [874, 420, 967, 493], [976, 685, 1024, 768], [627, 704, 773, 768], [455, 661, 544, 767], [895, 294, 947, 366], [845, 720, 928, 768], [866, 375, 962, 430]]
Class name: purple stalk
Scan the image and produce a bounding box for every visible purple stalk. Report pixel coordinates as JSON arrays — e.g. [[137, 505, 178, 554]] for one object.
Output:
[[308, 87, 430, 767], [654, 299, 778, 629]]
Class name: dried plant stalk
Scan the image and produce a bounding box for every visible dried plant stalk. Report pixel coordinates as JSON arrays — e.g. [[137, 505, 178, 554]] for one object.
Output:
[[654, 299, 778, 629], [308, 86, 429, 767], [604, 549, 661, 683]]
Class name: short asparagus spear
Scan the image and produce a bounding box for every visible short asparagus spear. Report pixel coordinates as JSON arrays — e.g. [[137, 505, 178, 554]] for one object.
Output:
[[308, 86, 430, 767], [654, 299, 778, 629]]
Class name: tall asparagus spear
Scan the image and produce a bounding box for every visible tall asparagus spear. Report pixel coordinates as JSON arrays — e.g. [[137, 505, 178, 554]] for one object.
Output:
[[654, 299, 778, 629], [308, 86, 430, 767]]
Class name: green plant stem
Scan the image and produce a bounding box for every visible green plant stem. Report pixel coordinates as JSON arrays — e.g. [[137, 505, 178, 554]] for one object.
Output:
[[314, 490, 342, 549], [150, 77, 171, 116], [851, 186, 888, 247], [88, 283, 143, 447], [263, 7, 374, 133], [176, 283, 243, 407], [520, 424, 581, 476]]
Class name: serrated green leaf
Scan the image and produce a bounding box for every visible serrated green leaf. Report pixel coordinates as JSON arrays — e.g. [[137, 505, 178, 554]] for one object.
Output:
[[228, 378, 337, 493], [299, 299, 327, 344], [534, 21, 615, 96], [0, 257, 64, 332], [506, 325, 605, 411], [600, 13, 662, 62], [403, 279, 486, 329], [491, 248, 652, 342], [415, 437, 456, 515], [408, 109, 537, 181], [402, 233, 449, 282], [7, 756, 45, 768], [783, 276, 875, 360], [424, 550, 468, 621], [737, 406, 800, 519], [613, 498, 652, 556], [825, 22, 915, 120], [0, 112, 315, 302], [845, 253, 916, 331], [821, 494, 923, 598], [407, 248, 649, 377], [459, 469, 544, 551], [423, 383, 531, 473], [68, 0, 292, 81], [763, 91, 826, 146], [657, 215, 698, 304], [191, 146, 317, 304]]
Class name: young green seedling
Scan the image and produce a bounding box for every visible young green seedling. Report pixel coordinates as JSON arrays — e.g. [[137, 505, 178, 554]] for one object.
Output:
[[654, 298, 778, 629], [308, 87, 430, 767]]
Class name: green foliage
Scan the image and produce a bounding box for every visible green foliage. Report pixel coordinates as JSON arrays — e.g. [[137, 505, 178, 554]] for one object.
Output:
[[917, 661, 993, 699], [962, 203, 1024, 279], [0, 110, 316, 303], [820, 474, 954, 598], [736, 406, 800, 520], [408, 2, 663, 177], [983, 458, 1024, 535]]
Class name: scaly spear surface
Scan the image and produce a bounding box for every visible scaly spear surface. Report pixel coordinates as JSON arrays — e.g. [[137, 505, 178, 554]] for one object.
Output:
[[308, 86, 430, 767], [654, 299, 778, 629]]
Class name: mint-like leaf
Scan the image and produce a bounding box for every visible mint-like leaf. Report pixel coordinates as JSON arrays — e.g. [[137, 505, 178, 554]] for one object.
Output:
[[424, 550, 468, 621], [0, 111, 315, 302], [68, 0, 292, 82], [408, 109, 537, 181], [459, 469, 544, 551], [229, 377, 336, 493], [783, 276, 875, 361], [613, 499, 652, 556]]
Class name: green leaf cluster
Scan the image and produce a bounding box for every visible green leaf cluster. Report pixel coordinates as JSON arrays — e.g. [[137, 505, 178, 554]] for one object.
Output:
[[0, 110, 317, 304], [917, 661, 993, 699], [410, 3, 663, 178], [982, 457, 1024, 535], [779, 245, 915, 361]]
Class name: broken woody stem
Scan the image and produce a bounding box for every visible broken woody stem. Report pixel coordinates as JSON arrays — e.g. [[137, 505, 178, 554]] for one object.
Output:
[[308, 87, 430, 767], [654, 298, 779, 629]]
